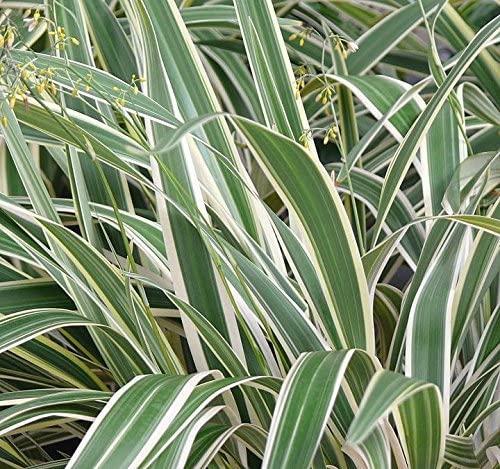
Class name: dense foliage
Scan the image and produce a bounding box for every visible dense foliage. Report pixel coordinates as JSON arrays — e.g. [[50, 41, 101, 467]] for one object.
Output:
[[0, 0, 498, 467]]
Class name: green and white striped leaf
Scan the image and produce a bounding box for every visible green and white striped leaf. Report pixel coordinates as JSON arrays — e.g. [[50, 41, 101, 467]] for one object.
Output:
[[347, 370, 445, 469], [67, 373, 210, 468], [262, 351, 353, 468], [233, 116, 373, 352], [373, 16, 500, 245]]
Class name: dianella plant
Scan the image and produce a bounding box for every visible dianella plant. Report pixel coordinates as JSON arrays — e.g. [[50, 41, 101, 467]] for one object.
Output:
[[0, 0, 498, 467]]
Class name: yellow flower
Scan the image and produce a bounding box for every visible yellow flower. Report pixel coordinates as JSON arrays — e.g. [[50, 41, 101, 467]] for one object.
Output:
[[36, 81, 46, 94], [6, 29, 15, 48], [323, 125, 338, 145], [315, 86, 333, 105], [295, 77, 305, 98], [289, 28, 312, 47], [298, 129, 311, 148]]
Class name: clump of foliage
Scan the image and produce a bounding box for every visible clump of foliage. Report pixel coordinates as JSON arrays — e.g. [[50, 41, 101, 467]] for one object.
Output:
[[0, 0, 498, 467]]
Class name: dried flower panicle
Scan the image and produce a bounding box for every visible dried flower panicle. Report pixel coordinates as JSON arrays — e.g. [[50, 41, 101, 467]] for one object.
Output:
[[0, 15, 145, 120]]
